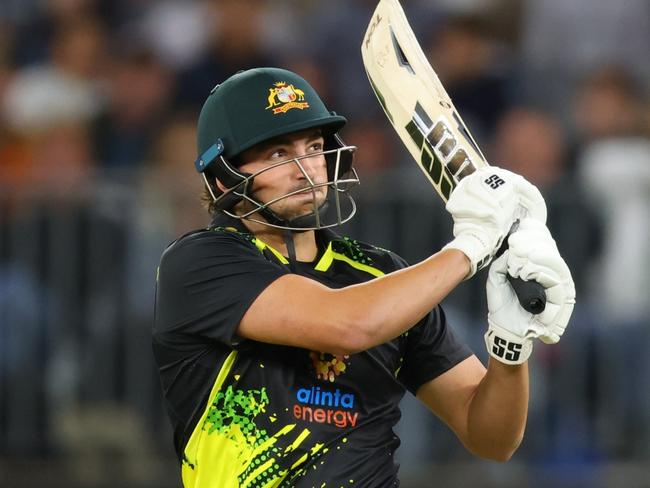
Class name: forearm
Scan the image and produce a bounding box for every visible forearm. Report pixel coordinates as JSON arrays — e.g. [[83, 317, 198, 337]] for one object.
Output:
[[465, 359, 529, 461], [331, 248, 469, 350], [239, 248, 469, 355]]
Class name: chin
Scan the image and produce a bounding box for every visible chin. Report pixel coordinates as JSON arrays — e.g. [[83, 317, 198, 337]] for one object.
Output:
[[281, 199, 326, 221]]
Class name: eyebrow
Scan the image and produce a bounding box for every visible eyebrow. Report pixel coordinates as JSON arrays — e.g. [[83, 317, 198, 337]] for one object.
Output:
[[258, 129, 323, 151]]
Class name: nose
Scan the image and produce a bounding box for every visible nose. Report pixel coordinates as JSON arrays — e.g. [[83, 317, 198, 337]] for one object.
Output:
[[293, 149, 323, 182]]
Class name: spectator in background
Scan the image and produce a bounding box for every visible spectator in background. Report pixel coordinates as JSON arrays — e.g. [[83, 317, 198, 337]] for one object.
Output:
[[91, 48, 174, 169], [3, 14, 107, 131], [425, 14, 514, 145], [1, 15, 106, 192], [572, 66, 650, 457], [27, 123, 96, 194], [136, 0, 212, 72], [174, 0, 275, 109], [518, 0, 650, 118], [572, 67, 650, 324], [573, 67, 648, 144], [7, 0, 101, 67]]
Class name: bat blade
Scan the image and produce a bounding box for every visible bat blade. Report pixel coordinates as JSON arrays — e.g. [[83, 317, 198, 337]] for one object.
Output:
[[362, 0, 487, 203], [361, 0, 546, 315]]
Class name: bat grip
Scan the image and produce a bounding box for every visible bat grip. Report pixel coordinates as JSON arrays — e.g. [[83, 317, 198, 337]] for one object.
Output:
[[496, 224, 547, 315], [507, 275, 546, 315]]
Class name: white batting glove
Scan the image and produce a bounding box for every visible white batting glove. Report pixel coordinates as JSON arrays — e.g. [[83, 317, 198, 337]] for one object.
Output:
[[485, 219, 576, 365], [443, 167, 546, 278]]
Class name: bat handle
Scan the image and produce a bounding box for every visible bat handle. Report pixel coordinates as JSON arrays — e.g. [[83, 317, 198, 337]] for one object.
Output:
[[496, 222, 547, 315], [507, 275, 546, 315]]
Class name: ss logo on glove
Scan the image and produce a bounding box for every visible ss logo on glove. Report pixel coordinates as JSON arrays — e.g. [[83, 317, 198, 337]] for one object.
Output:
[[484, 174, 506, 189], [491, 335, 522, 362]]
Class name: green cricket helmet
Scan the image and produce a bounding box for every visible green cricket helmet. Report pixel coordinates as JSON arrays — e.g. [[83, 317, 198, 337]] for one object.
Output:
[[194, 67, 359, 230]]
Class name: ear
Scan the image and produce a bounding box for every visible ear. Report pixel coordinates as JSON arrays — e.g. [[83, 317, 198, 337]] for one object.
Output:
[[214, 177, 228, 192]]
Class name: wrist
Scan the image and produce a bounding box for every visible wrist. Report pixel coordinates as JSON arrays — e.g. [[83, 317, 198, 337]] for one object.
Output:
[[488, 357, 528, 373], [439, 247, 472, 279], [443, 232, 494, 279]]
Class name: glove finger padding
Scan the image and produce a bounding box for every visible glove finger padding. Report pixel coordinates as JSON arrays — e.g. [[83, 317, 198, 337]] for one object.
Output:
[[507, 219, 576, 344], [485, 220, 576, 364]]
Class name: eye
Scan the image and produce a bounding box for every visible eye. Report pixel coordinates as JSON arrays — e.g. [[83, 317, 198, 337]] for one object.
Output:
[[270, 149, 286, 159], [309, 141, 324, 153]]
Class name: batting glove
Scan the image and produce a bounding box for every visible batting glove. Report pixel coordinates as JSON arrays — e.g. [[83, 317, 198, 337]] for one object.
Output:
[[443, 167, 546, 278], [485, 219, 576, 365]]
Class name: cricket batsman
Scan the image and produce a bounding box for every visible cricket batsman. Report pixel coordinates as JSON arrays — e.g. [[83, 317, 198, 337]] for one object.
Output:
[[153, 67, 575, 487]]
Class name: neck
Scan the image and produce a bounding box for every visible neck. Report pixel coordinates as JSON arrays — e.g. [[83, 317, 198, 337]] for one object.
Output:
[[242, 218, 319, 262]]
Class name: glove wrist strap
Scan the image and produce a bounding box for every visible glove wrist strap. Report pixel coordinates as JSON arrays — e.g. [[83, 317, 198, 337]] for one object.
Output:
[[443, 234, 493, 280], [484, 324, 533, 365]]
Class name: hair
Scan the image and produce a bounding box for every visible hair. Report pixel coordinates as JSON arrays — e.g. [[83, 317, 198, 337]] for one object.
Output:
[[198, 154, 244, 216], [200, 183, 218, 215]]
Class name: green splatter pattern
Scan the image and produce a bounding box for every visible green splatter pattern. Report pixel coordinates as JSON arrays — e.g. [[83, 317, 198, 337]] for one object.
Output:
[[331, 237, 374, 266], [200, 384, 332, 487], [204, 385, 286, 486]]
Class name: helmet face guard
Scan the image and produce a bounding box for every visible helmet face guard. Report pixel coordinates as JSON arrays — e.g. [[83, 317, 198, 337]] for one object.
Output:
[[198, 138, 359, 231]]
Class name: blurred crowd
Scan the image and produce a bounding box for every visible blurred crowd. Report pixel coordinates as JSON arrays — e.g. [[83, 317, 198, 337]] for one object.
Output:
[[1, 0, 650, 486]]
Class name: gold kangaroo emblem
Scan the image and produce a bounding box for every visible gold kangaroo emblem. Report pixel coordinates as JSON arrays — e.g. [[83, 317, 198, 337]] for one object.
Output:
[[266, 88, 280, 109]]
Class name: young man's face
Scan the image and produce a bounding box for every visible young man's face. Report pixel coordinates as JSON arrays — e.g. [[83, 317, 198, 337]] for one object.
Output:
[[236, 128, 328, 222]]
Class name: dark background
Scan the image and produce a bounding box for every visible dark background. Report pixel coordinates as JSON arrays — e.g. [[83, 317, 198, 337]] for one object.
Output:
[[1, 0, 649, 486]]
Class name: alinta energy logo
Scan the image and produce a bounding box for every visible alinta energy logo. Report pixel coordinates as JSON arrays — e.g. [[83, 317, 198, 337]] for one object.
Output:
[[293, 385, 359, 429]]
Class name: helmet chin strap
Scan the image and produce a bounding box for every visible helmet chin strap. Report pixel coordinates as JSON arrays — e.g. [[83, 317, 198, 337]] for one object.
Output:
[[255, 200, 330, 233], [260, 202, 329, 271], [286, 200, 330, 230], [282, 229, 298, 272]]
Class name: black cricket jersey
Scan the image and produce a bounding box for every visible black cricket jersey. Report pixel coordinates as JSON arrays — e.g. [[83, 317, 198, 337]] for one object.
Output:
[[153, 214, 472, 488]]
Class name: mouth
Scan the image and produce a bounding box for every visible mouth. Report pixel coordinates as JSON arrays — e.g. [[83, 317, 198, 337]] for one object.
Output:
[[289, 186, 325, 201]]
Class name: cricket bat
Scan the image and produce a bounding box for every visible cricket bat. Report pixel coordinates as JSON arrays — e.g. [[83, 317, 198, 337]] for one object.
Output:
[[361, 0, 546, 314]]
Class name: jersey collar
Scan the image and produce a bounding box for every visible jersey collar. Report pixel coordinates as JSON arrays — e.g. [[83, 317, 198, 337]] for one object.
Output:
[[210, 212, 341, 260]]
